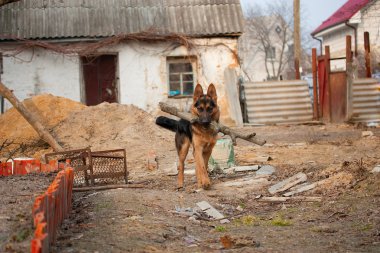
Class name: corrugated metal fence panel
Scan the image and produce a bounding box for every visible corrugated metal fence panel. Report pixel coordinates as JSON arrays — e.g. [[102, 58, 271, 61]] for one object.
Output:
[[352, 78, 380, 123], [0, 0, 244, 40], [244, 80, 313, 124]]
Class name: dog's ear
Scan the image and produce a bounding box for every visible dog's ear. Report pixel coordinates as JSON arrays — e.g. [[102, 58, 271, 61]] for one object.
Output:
[[193, 84, 204, 102], [207, 83, 217, 102]]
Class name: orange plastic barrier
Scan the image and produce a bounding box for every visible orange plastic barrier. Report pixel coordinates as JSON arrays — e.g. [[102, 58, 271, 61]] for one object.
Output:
[[0, 162, 12, 176], [30, 167, 74, 253], [0, 159, 69, 176]]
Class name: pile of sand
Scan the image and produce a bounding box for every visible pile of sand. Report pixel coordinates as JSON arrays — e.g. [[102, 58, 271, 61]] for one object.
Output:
[[53, 102, 175, 171], [314, 160, 369, 194], [0, 94, 176, 171], [0, 94, 85, 145]]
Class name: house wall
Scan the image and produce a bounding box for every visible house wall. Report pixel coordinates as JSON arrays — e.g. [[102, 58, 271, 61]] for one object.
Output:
[[319, 1, 380, 72], [238, 16, 293, 82], [1, 38, 241, 126], [1, 48, 81, 108]]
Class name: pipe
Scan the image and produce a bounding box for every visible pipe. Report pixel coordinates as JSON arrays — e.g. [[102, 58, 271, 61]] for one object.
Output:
[[312, 36, 323, 54], [345, 22, 357, 56]]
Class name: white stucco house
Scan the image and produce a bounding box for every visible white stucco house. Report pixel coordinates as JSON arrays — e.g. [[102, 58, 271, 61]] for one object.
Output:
[[0, 0, 245, 126], [311, 0, 380, 73]]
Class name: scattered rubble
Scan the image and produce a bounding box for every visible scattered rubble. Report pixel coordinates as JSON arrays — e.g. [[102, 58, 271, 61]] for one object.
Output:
[[233, 165, 259, 172], [256, 165, 276, 176], [268, 172, 307, 194], [258, 196, 322, 202], [361, 131, 374, 137], [283, 183, 316, 197], [196, 201, 230, 224], [372, 165, 380, 173]]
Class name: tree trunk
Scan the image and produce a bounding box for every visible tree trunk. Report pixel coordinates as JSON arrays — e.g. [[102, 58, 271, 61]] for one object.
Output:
[[0, 82, 64, 152]]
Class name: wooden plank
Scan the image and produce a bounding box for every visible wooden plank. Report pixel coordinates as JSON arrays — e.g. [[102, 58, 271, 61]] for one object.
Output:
[[324, 45, 332, 122], [364, 31, 371, 78], [346, 35, 354, 121], [312, 48, 319, 119]]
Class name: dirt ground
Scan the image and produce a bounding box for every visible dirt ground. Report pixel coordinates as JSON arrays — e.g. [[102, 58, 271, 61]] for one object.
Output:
[[52, 124, 380, 253], [1, 96, 379, 252], [0, 172, 57, 253]]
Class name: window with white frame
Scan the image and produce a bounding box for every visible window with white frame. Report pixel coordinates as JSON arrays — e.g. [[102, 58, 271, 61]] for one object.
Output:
[[167, 57, 195, 97]]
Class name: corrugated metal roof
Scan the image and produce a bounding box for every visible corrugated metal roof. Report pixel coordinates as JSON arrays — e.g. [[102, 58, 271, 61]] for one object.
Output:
[[0, 0, 244, 40]]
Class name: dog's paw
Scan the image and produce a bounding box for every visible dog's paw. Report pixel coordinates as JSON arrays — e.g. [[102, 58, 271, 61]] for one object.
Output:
[[201, 181, 211, 190]]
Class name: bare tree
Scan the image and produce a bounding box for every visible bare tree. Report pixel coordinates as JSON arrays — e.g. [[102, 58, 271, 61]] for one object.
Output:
[[0, 0, 19, 7], [240, 1, 294, 81]]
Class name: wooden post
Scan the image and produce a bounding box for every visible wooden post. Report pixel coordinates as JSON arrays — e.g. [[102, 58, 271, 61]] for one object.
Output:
[[346, 35, 353, 121], [0, 82, 64, 152], [324, 46, 331, 122], [311, 48, 319, 120], [364, 31, 371, 78], [293, 0, 301, 80]]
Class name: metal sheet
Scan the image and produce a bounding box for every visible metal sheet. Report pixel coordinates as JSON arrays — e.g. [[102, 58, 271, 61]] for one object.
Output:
[[0, 0, 244, 40], [351, 78, 380, 123], [244, 80, 313, 125], [329, 71, 347, 123]]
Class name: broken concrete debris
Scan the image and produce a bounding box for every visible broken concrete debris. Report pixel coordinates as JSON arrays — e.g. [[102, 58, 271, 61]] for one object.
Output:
[[268, 172, 307, 194], [372, 165, 380, 173], [174, 206, 195, 217], [283, 183, 316, 197], [196, 201, 230, 224], [256, 165, 276, 176], [233, 165, 259, 172], [258, 196, 322, 202], [361, 131, 374, 137], [216, 177, 269, 189], [173, 201, 229, 224]]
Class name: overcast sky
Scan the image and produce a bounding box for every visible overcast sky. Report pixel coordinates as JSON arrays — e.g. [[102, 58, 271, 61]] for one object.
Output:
[[240, 0, 347, 32]]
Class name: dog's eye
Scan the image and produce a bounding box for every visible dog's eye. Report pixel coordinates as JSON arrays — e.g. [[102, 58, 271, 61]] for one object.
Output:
[[206, 107, 213, 112]]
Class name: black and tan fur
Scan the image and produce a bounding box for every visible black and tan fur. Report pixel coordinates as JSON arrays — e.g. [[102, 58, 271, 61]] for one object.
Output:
[[156, 84, 220, 189]]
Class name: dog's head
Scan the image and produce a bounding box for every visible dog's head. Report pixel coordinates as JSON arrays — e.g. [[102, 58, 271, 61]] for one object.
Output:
[[191, 83, 220, 125]]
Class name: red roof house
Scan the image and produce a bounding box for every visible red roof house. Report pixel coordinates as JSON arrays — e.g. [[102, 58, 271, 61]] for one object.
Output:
[[311, 0, 370, 36]]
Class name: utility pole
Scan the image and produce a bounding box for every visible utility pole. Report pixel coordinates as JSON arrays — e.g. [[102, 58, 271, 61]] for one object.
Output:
[[293, 0, 301, 79]]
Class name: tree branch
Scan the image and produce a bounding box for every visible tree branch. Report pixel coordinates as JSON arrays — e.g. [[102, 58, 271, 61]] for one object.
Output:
[[0, 0, 19, 7], [158, 102, 266, 146]]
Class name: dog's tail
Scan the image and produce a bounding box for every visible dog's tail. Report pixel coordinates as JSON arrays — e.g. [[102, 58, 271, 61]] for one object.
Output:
[[155, 116, 178, 132]]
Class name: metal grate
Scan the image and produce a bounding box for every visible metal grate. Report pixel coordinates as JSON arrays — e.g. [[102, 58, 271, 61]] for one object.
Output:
[[91, 149, 128, 185], [45, 148, 128, 187]]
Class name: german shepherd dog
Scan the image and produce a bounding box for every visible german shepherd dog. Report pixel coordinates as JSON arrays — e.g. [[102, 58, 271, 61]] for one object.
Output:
[[156, 84, 220, 189]]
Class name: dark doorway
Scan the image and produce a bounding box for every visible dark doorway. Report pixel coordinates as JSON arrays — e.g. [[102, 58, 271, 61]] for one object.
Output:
[[82, 55, 118, 106]]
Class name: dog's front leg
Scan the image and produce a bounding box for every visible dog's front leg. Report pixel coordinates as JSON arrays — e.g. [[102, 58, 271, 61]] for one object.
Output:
[[194, 146, 211, 190]]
